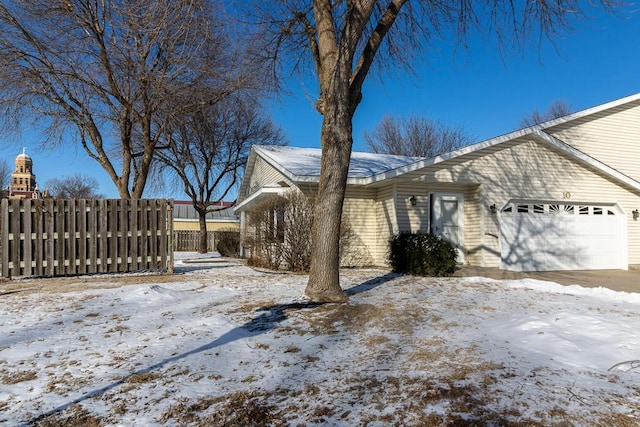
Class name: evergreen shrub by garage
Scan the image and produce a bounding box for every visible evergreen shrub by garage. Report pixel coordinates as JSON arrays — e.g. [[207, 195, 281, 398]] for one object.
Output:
[[388, 231, 458, 276]]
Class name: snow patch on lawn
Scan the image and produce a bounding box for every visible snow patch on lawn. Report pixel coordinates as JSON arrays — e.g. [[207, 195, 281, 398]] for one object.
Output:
[[0, 257, 638, 425]]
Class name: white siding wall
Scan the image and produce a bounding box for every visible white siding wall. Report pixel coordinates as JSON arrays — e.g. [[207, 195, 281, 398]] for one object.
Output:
[[547, 100, 640, 182], [413, 139, 640, 267], [369, 182, 481, 267], [245, 127, 640, 269]]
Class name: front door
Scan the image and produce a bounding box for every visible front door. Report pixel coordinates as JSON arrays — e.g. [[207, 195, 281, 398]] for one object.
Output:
[[432, 193, 465, 263]]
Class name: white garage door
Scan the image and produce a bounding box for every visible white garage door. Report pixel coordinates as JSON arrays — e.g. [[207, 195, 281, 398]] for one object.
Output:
[[500, 201, 626, 271]]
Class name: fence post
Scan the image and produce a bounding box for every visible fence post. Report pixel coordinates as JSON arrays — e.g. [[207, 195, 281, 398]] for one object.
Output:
[[0, 199, 8, 278]]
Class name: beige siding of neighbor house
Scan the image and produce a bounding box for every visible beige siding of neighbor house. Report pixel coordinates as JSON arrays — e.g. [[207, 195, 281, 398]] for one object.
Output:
[[411, 138, 640, 267], [546, 100, 640, 182], [173, 220, 239, 232]]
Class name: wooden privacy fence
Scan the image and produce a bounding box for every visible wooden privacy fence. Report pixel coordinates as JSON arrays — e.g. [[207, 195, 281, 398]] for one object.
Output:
[[0, 198, 174, 279], [173, 230, 239, 252], [174, 230, 216, 252]]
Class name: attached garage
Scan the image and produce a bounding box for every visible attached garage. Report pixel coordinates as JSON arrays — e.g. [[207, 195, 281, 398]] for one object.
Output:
[[500, 201, 627, 272]]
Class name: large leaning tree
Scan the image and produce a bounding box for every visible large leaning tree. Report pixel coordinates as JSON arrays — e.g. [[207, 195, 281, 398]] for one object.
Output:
[[248, 0, 626, 303], [155, 89, 286, 254], [0, 0, 237, 199]]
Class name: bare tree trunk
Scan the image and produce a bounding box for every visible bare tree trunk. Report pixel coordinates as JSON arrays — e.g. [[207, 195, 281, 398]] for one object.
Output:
[[305, 86, 353, 303], [196, 207, 208, 254]]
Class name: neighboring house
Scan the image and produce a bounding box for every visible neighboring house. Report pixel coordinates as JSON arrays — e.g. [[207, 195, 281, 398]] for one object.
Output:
[[235, 93, 640, 272], [173, 200, 239, 232]]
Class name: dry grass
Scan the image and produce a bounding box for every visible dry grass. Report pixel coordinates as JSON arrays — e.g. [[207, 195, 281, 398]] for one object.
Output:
[[160, 391, 281, 427], [3, 269, 639, 427], [125, 372, 160, 384], [2, 369, 37, 384], [33, 404, 103, 427]]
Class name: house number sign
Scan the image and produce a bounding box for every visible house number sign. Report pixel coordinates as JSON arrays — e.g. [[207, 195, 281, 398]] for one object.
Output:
[[562, 191, 571, 199]]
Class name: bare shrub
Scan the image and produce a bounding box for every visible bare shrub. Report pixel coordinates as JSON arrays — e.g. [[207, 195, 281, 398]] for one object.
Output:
[[216, 229, 240, 257], [244, 196, 286, 270], [244, 191, 356, 272]]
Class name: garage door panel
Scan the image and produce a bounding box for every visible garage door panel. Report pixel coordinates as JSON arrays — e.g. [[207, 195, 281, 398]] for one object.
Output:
[[500, 202, 624, 272]]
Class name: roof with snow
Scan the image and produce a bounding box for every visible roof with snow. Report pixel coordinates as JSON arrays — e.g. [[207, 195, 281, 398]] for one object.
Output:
[[237, 92, 640, 206], [254, 145, 424, 179]]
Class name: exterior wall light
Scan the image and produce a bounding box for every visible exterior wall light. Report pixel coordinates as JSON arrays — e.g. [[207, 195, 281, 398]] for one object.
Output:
[[489, 204, 497, 214], [633, 209, 639, 220], [409, 196, 417, 206]]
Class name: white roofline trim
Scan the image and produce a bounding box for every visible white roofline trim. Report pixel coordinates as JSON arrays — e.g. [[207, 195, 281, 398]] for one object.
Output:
[[254, 128, 536, 186], [249, 129, 640, 194], [236, 147, 259, 204], [241, 92, 640, 191], [534, 92, 640, 130], [366, 129, 537, 184], [233, 184, 288, 213], [252, 145, 307, 184]]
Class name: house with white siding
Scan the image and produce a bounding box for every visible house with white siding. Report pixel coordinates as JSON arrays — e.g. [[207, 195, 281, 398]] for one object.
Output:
[[235, 93, 640, 272]]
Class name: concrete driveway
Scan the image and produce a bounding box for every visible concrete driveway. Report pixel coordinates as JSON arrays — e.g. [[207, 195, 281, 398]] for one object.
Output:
[[454, 266, 640, 293]]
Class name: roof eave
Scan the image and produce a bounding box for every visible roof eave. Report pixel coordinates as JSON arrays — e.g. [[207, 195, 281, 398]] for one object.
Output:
[[536, 92, 640, 130], [233, 185, 288, 213]]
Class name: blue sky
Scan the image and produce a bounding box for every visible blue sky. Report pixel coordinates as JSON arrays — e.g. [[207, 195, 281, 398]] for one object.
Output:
[[1, 5, 639, 200]]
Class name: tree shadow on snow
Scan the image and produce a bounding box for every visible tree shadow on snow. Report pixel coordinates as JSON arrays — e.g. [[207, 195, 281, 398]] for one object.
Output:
[[25, 272, 397, 425], [345, 272, 399, 296]]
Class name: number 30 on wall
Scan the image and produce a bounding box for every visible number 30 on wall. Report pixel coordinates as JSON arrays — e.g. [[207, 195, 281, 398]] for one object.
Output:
[[562, 191, 571, 199]]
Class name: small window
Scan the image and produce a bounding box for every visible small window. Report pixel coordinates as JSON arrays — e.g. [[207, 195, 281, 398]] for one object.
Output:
[[517, 204, 529, 213], [533, 204, 544, 214], [564, 205, 575, 214], [579, 206, 589, 215], [593, 207, 603, 215], [549, 204, 560, 215], [502, 206, 513, 213], [607, 209, 615, 215]]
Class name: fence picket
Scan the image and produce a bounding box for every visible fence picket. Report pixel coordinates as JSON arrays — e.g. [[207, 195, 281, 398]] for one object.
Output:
[[77, 200, 87, 275], [127, 199, 136, 270]]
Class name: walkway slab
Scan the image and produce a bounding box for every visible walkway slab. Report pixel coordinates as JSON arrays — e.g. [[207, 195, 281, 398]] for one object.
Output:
[[454, 266, 640, 293]]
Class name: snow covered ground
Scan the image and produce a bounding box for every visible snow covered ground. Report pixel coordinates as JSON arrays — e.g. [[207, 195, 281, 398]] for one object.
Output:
[[1, 253, 639, 426]]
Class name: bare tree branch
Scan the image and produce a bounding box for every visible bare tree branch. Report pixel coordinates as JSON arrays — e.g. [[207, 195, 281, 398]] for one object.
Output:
[[0, 0, 234, 199], [154, 88, 286, 253], [519, 99, 573, 128], [364, 114, 474, 157]]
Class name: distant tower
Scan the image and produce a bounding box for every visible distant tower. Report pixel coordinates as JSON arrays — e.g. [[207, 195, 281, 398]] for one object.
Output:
[[7, 148, 39, 199]]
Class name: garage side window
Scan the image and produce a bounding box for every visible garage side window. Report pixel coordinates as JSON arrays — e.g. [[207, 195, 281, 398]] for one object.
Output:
[[502, 201, 618, 217]]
